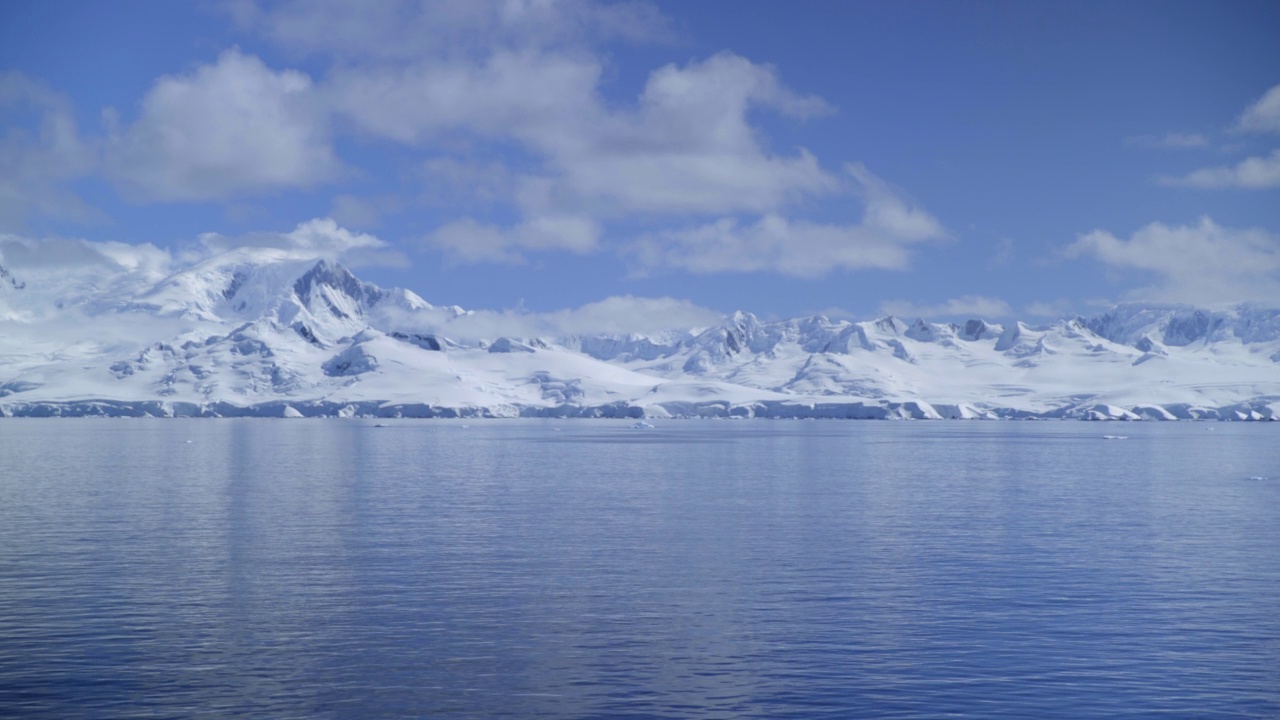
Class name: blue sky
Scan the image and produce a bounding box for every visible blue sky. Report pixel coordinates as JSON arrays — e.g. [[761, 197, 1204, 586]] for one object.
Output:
[[2, 0, 1278, 325]]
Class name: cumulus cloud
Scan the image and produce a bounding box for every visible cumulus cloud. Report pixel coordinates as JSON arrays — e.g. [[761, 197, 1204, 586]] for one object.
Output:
[[217, 0, 939, 274], [532, 52, 834, 217], [1237, 83, 1280, 134], [0, 72, 99, 231], [1064, 216, 1280, 304], [329, 49, 835, 221], [629, 164, 946, 277], [194, 218, 407, 267], [879, 296, 1013, 320], [240, 0, 842, 250], [4, 0, 942, 281], [328, 50, 601, 146], [106, 49, 339, 202], [1157, 148, 1280, 189]]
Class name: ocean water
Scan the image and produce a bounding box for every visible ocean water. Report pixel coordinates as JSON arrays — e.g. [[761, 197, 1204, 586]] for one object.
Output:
[[0, 418, 1277, 719]]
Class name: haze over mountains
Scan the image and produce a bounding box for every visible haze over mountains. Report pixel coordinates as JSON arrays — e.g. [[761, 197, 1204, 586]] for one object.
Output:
[[1, 247, 1277, 420]]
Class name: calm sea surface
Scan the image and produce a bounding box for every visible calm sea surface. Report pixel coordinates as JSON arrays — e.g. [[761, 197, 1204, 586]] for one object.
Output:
[[1, 419, 1278, 718]]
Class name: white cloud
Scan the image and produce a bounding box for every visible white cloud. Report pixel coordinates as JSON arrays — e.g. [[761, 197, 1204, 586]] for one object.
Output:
[[1125, 132, 1208, 149], [879, 295, 1013, 320], [0, 232, 178, 320], [225, 0, 926, 272], [328, 49, 835, 220], [543, 295, 722, 335], [529, 52, 834, 217], [328, 50, 601, 146], [426, 215, 601, 264], [1064, 216, 1280, 304], [629, 164, 946, 277], [1158, 148, 1280, 189], [0, 72, 99, 231], [194, 218, 407, 267], [1237, 83, 1280, 134], [106, 49, 339, 202], [631, 215, 909, 277], [381, 294, 722, 341], [1, 219, 405, 304], [0, 233, 170, 274]]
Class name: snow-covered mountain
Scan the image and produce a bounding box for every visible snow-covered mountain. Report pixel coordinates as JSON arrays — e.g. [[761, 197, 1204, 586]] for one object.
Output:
[[1, 251, 1277, 419]]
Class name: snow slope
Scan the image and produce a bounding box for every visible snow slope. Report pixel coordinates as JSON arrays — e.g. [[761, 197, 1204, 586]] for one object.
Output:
[[0, 252, 1277, 419]]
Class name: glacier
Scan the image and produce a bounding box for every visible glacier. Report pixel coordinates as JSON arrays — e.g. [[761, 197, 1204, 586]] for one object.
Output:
[[1, 249, 1277, 420]]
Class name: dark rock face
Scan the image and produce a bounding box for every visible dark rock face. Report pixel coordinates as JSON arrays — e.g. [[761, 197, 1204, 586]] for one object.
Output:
[[391, 332, 444, 351], [222, 270, 248, 300], [1163, 310, 1219, 347], [293, 260, 385, 318]]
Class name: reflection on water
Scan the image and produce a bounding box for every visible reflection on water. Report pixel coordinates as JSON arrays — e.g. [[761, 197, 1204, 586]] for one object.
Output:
[[1, 419, 1278, 718]]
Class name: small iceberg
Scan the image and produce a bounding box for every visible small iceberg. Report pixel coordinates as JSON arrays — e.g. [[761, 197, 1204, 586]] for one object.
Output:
[[1245, 476, 1269, 481], [1102, 435, 1128, 440], [630, 421, 655, 429]]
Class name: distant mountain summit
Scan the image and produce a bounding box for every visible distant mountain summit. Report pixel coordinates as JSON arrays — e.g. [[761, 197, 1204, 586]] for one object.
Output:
[[0, 249, 1276, 419]]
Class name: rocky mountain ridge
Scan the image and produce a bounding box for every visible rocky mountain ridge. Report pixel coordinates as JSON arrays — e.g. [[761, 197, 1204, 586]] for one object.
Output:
[[1, 253, 1276, 420]]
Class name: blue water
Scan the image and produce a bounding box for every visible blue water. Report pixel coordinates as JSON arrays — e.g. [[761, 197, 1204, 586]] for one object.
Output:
[[1, 419, 1278, 719]]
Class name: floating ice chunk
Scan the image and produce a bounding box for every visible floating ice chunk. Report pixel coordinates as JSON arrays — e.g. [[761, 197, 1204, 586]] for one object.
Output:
[[630, 421, 655, 429], [1246, 476, 1269, 481], [1102, 435, 1128, 440]]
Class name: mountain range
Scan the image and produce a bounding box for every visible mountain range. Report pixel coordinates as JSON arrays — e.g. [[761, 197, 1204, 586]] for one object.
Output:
[[2, 249, 1277, 420]]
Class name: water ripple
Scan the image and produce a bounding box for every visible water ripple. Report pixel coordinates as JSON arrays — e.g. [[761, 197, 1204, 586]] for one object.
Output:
[[1, 419, 1277, 718]]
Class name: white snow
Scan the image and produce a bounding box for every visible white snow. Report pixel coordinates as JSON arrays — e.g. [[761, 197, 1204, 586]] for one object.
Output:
[[1, 250, 1278, 419]]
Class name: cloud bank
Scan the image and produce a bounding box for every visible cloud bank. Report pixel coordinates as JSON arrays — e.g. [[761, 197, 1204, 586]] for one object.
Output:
[[1065, 217, 1280, 305]]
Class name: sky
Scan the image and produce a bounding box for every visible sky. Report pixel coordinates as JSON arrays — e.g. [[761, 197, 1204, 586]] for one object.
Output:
[[1, 0, 1279, 328]]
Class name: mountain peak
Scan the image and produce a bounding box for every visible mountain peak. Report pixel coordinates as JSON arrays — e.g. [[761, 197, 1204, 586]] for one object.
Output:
[[0, 250, 1277, 420]]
